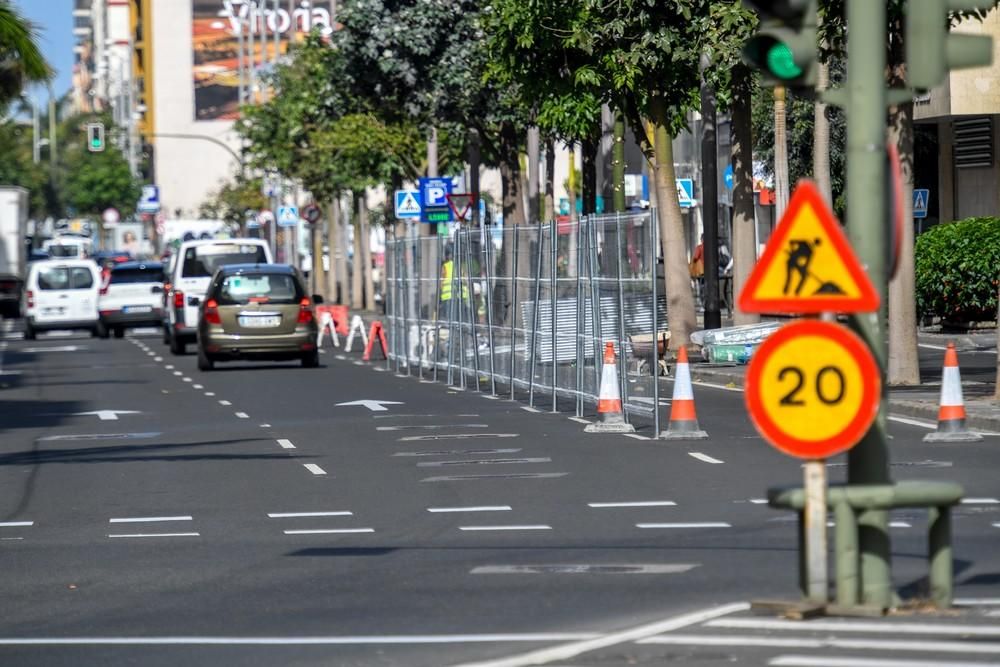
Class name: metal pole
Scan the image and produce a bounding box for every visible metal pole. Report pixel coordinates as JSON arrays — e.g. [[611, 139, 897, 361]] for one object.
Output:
[[804, 460, 829, 602], [416, 232, 424, 380], [845, 0, 891, 609], [550, 217, 558, 412], [588, 217, 603, 404], [575, 219, 585, 417], [394, 238, 403, 374], [248, 2, 256, 104], [237, 18, 246, 105], [614, 213, 629, 424], [510, 226, 519, 400], [651, 207, 660, 436], [700, 53, 721, 330], [465, 228, 481, 390], [387, 233, 394, 372], [456, 230, 467, 389], [447, 233, 457, 386], [527, 221, 544, 407], [433, 234, 443, 382], [483, 227, 497, 396]]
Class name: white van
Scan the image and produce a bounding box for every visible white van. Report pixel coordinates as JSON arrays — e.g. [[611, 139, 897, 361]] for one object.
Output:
[[22, 259, 102, 339], [42, 236, 93, 259], [165, 239, 272, 354]]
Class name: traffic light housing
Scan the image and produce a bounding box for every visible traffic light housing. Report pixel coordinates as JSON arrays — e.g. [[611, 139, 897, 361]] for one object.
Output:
[[86, 122, 105, 152], [742, 0, 819, 92], [907, 0, 994, 90]]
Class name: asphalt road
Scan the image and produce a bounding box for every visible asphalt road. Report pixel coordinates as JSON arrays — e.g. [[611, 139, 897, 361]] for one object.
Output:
[[0, 322, 998, 666]]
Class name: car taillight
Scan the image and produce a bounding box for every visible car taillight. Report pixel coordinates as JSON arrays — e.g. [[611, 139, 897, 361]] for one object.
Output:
[[26, 290, 34, 308], [204, 298, 221, 325], [99, 283, 109, 296], [297, 297, 314, 324], [173, 290, 184, 309]]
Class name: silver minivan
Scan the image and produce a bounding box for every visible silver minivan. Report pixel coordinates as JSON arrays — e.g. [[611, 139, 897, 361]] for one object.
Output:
[[22, 259, 102, 339]]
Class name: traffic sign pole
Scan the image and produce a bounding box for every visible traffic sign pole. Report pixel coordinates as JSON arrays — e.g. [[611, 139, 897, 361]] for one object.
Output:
[[804, 459, 828, 602]]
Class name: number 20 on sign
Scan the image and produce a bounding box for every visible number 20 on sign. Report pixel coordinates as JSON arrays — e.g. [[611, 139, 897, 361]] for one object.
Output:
[[745, 320, 881, 460]]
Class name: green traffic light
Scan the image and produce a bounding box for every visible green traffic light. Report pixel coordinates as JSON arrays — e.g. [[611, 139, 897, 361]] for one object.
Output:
[[90, 139, 101, 148], [767, 42, 803, 79]]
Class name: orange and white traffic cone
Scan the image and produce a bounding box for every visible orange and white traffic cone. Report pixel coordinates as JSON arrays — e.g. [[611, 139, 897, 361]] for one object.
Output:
[[585, 342, 635, 433], [925, 342, 982, 442], [660, 347, 708, 440]]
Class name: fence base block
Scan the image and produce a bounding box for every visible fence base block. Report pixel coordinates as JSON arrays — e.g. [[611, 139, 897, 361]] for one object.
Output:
[[659, 429, 709, 441], [584, 421, 636, 434]]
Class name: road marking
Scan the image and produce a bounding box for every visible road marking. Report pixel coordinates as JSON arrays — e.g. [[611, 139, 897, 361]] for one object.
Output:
[[890, 521, 911, 528], [422, 473, 568, 482], [400, 434, 519, 442], [108, 533, 200, 539], [304, 464, 327, 476], [769, 655, 997, 667], [459, 525, 551, 532], [638, 633, 1000, 655], [205, 392, 215, 397], [218, 400, 231, 406], [335, 355, 347, 360], [260, 424, 271, 428], [109, 516, 192, 523], [993, 522, 1000, 528], [268, 512, 353, 518], [688, 452, 724, 464], [450, 601, 750, 667], [39, 432, 162, 442], [637, 522, 730, 529], [918, 343, 949, 351], [0, 634, 600, 646], [336, 400, 404, 412], [962, 497, 1000, 504], [165, 365, 174, 369], [182, 377, 192, 383], [154, 356, 163, 361], [623, 434, 650, 441], [0, 521, 34, 527], [21, 345, 81, 353], [588, 501, 676, 508], [0, 537, 23, 541], [377, 424, 489, 431], [955, 598, 1000, 606], [374, 414, 480, 419], [471, 564, 699, 575], [428, 506, 512, 513], [70, 410, 140, 421], [689, 379, 743, 393], [283, 528, 374, 535], [193, 384, 203, 389], [417, 457, 551, 467], [521, 406, 542, 413], [888, 415, 936, 429], [708, 617, 1000, 636], [235, 412, 249, 419], [276, 439, 295, 449], [395, 448, 522, 457], [749, 498, 769, 504], [173, 371, 182, 376], [568, 417, 590, 424]]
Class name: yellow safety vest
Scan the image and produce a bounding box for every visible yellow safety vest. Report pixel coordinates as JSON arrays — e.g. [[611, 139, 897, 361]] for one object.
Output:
[[440, 260, 469, 301]]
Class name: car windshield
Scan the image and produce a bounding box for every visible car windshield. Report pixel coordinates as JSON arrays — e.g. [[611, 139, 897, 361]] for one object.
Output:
[[47, 244, 82, 258], [215, 274, 302, 305], [181, 244, 267, 278], [110, 267, 162, 284], [37, 267, 93, 290]]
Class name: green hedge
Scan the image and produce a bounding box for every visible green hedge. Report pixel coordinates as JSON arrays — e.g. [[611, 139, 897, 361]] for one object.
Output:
[[915, 216, 1000, 323]]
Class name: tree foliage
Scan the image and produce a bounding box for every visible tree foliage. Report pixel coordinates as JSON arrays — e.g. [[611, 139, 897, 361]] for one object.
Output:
[[915, 217, 1000, 323], [0, 0, 51, 108]]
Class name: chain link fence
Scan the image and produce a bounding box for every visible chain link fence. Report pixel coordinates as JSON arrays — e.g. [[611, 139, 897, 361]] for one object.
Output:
[[384, 211, 668, 432]]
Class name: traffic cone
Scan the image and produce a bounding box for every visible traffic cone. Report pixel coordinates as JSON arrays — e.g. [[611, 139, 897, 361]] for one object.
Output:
[[660, 347, 708, 440], [925, 342, 982, 442], [585, 342, 635, 433]]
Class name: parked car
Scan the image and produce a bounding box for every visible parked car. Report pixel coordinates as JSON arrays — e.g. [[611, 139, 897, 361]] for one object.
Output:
[[195, 264, 320, 371], [21, 259, 102, 339], [164, 239, 272, 355], [42, 236, 93, 259], [97, 261, 164, 338]]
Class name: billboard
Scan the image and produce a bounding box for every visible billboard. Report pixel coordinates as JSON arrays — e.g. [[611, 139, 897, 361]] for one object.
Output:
[[192, 0, 335, 121]]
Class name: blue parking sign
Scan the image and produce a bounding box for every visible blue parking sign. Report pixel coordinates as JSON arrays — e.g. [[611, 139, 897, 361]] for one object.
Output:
[[419, 178, 451, 208]]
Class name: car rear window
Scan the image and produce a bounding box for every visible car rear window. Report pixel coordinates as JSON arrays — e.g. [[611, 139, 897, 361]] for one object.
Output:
[[47, 244, 82, 258], [110, 267, 162, 284], [37, 267, 94, 290], [181, 244, 267, 278], [214, 274, 302, 305]]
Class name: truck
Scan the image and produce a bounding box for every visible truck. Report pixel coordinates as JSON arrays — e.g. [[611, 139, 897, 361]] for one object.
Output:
[[0, 186, 29, 318]]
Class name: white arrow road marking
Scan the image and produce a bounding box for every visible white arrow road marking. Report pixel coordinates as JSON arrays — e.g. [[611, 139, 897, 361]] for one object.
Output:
[[336, 400, 404, 412], [70, 410, 141, 421], [21, 345, 81, 353]]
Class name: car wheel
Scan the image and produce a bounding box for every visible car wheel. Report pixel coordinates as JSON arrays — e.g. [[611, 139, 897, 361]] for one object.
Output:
[[301, 350, 320, 368], [23, 321, 35, 340], [170, 336, 186, 355], [95, 321, 109, 338], [197, 346, 214, 371], [113, 327, 125, 339]]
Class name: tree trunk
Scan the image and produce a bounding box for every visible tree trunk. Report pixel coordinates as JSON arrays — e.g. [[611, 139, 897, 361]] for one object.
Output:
[[527, 126, 540, 224], [814, 61, 832, 204], [326, 196, 340, 304], [469, 128, 482, 225], [544, 140, 555, 221], [499, 121, 526, 227], [311, 210, 324, 299], [350, 192, 363, 310], [731, 65, 759, 326], [567, 143, 578, 223], [581, 135, 598, 215], [360, 192, 374, 311], [612, 110, 626, 212], [335, 195, 349, 305], [648, 97, 697, 349], [774, 85, 790, 219]]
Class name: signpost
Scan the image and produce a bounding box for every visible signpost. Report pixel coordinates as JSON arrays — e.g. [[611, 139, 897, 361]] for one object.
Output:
[[419, 177, 453, 224], [277, 206, 299, 228], [137, 185, 160, 214], [676, 178, 695, 209], [913, 189, 929, 219], [394, 190, 422, 219], [446, 193, 475, 223]]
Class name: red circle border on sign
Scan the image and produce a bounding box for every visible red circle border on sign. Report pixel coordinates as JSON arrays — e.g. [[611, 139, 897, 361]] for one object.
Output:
[[745, 320, 881, 460]]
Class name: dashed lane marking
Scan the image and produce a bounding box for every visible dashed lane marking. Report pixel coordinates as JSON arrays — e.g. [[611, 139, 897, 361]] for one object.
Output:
[[218, 400, 231, 406], [193, 384, 203, 389], [260, 424, 271, 428], [165, 365, 174, 370], [183, 377, 192, 383], [235, 412, 249, 419], [284, 528, 374, 535], [205, 392, 215, 397], [521, 406, 542, 413], [963, 498, 1000, 504], [636, 522, 731, 529], [588, 501, 676, 508], [568, 417, 590, 425], [459, 525, 551, 532], [376, 424, 489, 431], [108, 533, 200, 539], [394, 448, 521, 457], [422, 473, 568, 482], [303, 464, 327, 476], [428, 506, 512, 513], [154, 356, 163, 361], [416, 458, 551, 467], [268, 512, 352, 518], [109, 516, 192, 523], [173, 371, 182, 376], [769, 656, 995, 667], [888, 415, 935, 430], [276, 439, 295, 449], [0, 521, 34, 527], [623, 434, 650, 441], [689, 452, 724, 464], [706, 617, 1000, 637], [399, 434, 519, 442]]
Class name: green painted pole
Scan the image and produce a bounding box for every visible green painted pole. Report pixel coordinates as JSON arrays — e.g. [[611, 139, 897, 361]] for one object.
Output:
[[845, 0, 891, 609], [612, 111, 626, 213]]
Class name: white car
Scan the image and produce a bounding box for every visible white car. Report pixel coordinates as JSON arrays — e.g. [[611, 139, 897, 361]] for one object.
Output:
[[97, 261, 165, 338], [42, 236, 93, 259], [22, 259, 102, 339], [164, 239, 273, 354]]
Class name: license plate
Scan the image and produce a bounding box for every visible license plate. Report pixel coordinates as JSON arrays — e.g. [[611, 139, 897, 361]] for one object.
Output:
[[239, 315, 281, 328], [123, 305, 152, 313]]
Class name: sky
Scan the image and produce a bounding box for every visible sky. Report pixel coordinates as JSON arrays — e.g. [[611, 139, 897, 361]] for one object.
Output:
[[15, 0, 74, 106]]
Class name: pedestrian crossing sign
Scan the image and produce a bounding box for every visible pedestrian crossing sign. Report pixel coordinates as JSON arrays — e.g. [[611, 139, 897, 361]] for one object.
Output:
[[738, 180, 879, 314], [395, 190, 422, 219]]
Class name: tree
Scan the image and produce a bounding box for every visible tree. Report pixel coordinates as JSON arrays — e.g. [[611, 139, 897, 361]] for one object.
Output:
[[0, 1, 50, 108], [61, 114, 140, 218], [198, 176, 268, 230]]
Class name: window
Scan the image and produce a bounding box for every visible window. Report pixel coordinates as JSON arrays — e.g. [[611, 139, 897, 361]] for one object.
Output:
[[110, 267, 162, 284], [215, 274, 302, 305], [37, 267, 94, 290], [181, 244, 268, 278]]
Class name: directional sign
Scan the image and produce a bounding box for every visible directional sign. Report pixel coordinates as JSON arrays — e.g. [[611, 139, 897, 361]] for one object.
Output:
[[746, 320, 880, 460], [913, 188, 930, 219], [738, 180, 879, 314], [395, 190, 422, 219], [335, 400, 403, 412], [277, 206, 299, 228], [723, 164, 734, 190], [138, 185, 160, 214], [676, 179, 695, 209]]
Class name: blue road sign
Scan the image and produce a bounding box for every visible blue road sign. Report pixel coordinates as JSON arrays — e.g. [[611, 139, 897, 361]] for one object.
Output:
[[723, 164, 734, 190], [277, 205, 299, 228], [676, 178, 695, 209], [419, 177, 453, 223], [913, 188, 930, 219], [395, 190, 422, 219], [138, 185, 160, 214]]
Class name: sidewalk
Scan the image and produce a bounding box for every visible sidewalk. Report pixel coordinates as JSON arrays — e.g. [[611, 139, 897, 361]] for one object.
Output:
[[687, 358, 1000, 434]]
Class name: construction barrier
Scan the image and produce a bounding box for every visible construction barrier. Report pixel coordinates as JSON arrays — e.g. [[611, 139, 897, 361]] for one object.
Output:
[[363, 321, 388, 361], [925, 342, 982, 442], [345, 315, 368, 352], [660, 347, 708, 440], [585, 342, 635, 433]]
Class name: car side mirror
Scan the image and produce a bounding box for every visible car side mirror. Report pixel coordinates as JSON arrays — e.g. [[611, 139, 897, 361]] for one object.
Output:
[[312, 294, 324, 304], [187, 296, 200, 307]]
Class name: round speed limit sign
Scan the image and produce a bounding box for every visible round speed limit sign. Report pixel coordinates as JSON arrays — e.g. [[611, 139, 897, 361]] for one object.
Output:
[[746, 320, 880, 459]]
